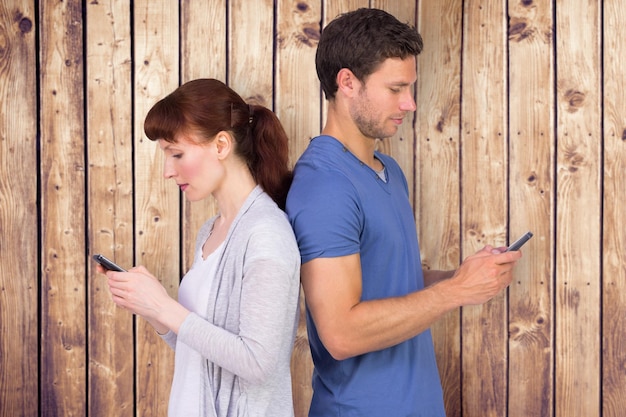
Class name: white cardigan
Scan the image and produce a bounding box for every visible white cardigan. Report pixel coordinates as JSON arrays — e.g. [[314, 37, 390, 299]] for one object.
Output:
[[161, 186, 301, 417]]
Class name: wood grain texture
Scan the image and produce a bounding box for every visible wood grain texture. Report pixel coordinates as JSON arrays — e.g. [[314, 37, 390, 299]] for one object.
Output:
[[133, 1, 179, 416], [507, 0, 555, 416], [275, 0, 321, 163], [39, 0, 87, 415], [229, 0, 273, 107], [602, 1, 626, 416], [289, 290, 313, 417], [416, 1, 463, 415], [555, 0, 602, 416], [86, 1, 135, 416], [0, 1, 38, 416], [460, 1, 509, 416]]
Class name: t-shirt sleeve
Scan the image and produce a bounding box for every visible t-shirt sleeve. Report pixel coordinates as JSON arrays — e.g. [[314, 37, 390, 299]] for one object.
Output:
[[287, 168, 362, 264]]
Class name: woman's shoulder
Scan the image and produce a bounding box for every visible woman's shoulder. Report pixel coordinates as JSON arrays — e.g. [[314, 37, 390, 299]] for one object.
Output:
[[231, 193, 299, 260], [243, 192, 291, 230]]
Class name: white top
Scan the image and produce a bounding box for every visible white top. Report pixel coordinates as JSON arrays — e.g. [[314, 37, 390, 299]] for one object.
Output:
[[168, 242, 224, 416]]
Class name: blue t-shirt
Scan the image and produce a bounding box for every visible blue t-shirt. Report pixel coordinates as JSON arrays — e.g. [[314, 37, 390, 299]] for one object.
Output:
[[286, 136, 446, 416]]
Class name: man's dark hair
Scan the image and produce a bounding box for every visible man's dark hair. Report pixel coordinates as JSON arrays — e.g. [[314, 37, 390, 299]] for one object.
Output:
[[316, 8, 424, 100]]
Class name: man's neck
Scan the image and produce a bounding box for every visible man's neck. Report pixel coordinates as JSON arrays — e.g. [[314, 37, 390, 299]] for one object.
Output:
[[323, 105, 379, 169]]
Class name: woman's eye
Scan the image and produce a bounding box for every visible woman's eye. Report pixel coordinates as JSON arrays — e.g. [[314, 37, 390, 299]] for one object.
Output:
[[172, 154, 183, 159]]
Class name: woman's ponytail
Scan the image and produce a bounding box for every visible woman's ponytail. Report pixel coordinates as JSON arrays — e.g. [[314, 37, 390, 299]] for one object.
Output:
[[240, 104, 292, 209]]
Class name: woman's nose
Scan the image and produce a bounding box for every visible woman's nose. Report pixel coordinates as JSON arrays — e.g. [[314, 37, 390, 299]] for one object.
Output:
[[163, 159, 176, 179]]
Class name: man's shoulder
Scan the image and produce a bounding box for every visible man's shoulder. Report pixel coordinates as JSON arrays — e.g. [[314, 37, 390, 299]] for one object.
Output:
[[295, 135, 343, 167]]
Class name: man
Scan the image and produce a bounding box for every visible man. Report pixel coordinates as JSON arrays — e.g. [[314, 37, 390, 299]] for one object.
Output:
[[286, 8, 522, 416]]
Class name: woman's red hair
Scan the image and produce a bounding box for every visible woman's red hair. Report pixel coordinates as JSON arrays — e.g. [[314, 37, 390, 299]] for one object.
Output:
[[144, 78, 292, 209]]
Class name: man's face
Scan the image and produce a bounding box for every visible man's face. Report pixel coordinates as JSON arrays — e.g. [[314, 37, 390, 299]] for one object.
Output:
[[350, 57, 417, 140]]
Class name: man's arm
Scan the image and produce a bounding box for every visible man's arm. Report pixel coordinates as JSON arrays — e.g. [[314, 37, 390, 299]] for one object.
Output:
[[302, 246, 521, 360]]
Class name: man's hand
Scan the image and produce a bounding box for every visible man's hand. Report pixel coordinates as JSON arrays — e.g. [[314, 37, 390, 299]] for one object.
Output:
[[438, 245, 522, 306]]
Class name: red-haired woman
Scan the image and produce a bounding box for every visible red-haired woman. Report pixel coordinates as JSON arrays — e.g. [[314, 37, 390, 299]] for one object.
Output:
[[97, 79, 300, 417]]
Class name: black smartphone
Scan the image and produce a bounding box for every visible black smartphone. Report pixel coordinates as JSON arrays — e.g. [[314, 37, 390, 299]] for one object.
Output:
[[505, 231, 533, 252], [93, 254, 127, 272]]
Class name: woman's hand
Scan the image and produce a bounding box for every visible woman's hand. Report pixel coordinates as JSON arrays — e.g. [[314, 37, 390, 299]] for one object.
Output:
[[103, 265, 167, 317], [96, 264, 189, 334]]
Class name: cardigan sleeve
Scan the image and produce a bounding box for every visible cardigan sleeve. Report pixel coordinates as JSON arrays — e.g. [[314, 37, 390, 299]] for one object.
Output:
[[160, 330, 177, 350]]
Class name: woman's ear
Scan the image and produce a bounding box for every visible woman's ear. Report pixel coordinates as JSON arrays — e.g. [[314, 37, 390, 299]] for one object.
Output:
[[215, 131, 233, 160]]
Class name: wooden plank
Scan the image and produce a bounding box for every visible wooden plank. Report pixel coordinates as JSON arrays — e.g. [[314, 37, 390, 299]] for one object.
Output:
[[554, 1, 602, 416], [228, 0, 274, 106], [133, 1, 180, 416], [415, 1, 463, 415], [507, 1, 555, 416], [275, 0, 322, 164], [275, 2, 322, 415], [290, 294, 314, 417], [460, 1, 509, 416], [602, 0, 626, 415], [372, 1, 417, 201], [180, 0, 225, 272], [0, 1, 38, 416], [85, 1, 134, 416], [39, 0, 87, 415]]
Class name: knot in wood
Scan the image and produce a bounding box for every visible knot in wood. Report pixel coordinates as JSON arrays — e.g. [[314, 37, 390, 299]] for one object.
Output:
[[19, 17, 33, 33], [564, 89, 585, 113]]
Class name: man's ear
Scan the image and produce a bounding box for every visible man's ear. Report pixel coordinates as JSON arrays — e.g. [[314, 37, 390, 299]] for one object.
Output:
[[336, 68, 360, 98], [215, 131, 233, 160]]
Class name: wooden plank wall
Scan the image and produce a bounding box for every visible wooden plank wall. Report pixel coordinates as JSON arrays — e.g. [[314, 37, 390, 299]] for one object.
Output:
[[1, 1, 625, 416]]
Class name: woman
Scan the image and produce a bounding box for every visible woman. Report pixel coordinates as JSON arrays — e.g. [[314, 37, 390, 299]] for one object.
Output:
[[97, 79, 301, 417]]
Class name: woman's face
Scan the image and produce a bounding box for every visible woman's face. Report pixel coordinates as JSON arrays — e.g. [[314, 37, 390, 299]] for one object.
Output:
[[158, 134, 224, 202]]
